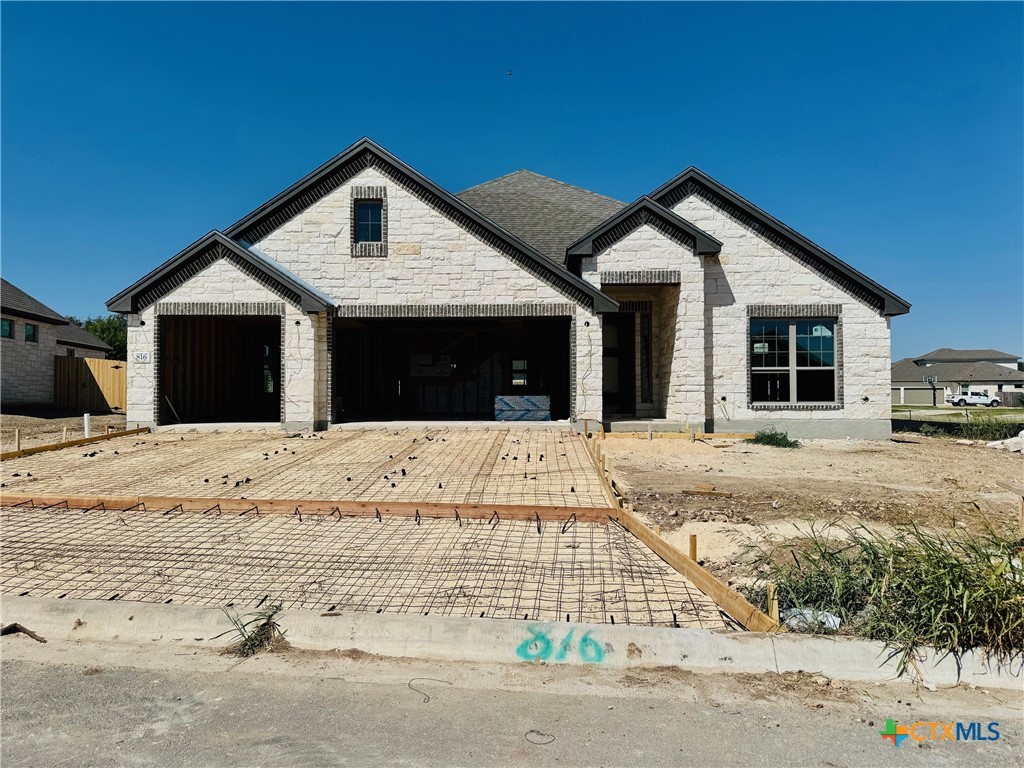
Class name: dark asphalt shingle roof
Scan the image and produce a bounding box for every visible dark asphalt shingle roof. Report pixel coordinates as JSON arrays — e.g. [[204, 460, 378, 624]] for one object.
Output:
[[892, 358, 1024, 383], [457, 170, 625, 263], [0, 278, 70, 325], [913, 348, 1020, 363], [56, 322, 112, 352]]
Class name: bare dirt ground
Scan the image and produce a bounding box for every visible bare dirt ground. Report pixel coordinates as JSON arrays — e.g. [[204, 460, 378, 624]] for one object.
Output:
[[1, 408, 126, 452], [602, 434, 1024, 586]]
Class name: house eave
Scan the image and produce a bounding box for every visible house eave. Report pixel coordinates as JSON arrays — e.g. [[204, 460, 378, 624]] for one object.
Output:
[[650, 168, 912, 317]]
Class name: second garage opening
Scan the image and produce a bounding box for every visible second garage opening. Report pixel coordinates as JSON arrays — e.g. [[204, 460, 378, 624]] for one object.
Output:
[[158, 315, 281, 424], [333, 317, 571, 421]]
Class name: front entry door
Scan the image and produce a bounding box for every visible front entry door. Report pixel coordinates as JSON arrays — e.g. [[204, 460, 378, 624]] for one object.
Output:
[[602, 313, 636, 416]]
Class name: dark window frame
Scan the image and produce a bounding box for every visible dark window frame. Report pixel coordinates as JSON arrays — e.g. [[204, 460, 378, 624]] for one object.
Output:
[[24, 322, 39, 343], [350, 185, 388, 258], [747, 309, 843, 410], [0, 318, 13, 339], [355, 200, 384, 244]]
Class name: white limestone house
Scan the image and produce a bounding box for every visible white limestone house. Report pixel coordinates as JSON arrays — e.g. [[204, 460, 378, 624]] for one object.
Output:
[[107, 138, 910, 438]]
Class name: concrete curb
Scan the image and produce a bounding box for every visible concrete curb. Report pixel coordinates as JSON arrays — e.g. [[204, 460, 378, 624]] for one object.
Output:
[[3, 596, 1021, 690]]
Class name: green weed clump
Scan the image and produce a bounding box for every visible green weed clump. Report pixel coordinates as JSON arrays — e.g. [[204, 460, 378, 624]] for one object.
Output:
[[216, 604, 287, 657], [748, 525, 1024, 673], [958, 413, 1021, 442], [745, 427, 801, 449], [918, 423, 944, 437]]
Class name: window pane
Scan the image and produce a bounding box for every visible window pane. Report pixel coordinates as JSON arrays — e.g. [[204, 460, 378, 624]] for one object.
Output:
[[24, 323, 38, 343], [796, 369, 835, 402], [355, 202, 383, 243], [752, 371, 790, 402], [0, 319, 11, 338], [751, 320, 789, 368], [795, 321, 834, 367]]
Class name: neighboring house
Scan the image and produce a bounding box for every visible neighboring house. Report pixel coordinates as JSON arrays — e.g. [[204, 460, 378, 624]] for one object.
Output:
[[1, 278, 112, 405], [892, 349, 1024, 405], [108, 138, 910, 438]]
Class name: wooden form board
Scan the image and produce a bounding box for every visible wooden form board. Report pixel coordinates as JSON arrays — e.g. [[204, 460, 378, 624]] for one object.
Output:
[[603, 432, 755, 440], [0, 427, 151, 461], [576, 430, 779, 633], [0, 492, 612, 524]]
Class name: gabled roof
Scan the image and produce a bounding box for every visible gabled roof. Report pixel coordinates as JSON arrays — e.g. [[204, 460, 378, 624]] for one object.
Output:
[[0, 278, 70, 325], [106, 231, 337, 313], [223, 138, 617, 313], [649, 167, 912, 317], [456, 170, 626, 263], [913, 348, 1020, 363], [566, 196, 722, 257], [892, 358, 1024, 384], [56, 322, 113, 352]]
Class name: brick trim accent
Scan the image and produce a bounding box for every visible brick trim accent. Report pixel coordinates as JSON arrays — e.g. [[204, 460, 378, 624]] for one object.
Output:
[[138, 244, 303, 310], [618, 300, 653, 313], [746, 304, 845, 410], [600, 270, 681, 285], [351, 185, 388, 258], [665, 181, 885, 313], [153, 301, 287, 316], [335, 303, 576, 318]]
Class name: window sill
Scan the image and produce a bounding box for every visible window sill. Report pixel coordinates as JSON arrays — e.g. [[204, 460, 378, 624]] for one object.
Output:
[[353, 242, 387, 258], [749, 402, 842, 411]]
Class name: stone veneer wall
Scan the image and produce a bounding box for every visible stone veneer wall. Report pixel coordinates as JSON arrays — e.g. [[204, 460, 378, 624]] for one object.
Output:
[[582, 224, 705, 424], [673, 195, 892, 438], [253, 165, 602, 420], [1, 314, 59, 404], [126, 259, 328, 430]]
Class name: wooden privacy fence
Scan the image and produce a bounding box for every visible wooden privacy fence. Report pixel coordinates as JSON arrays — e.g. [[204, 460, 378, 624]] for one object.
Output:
[[53, 357, 126, 413]]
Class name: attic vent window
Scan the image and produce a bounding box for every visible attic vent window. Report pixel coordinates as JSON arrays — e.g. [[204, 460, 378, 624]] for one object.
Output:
[[351, 185, 388, 257]]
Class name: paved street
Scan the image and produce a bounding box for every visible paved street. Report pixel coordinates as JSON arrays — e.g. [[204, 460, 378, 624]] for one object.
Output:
[[2, 635, 1019, 767]]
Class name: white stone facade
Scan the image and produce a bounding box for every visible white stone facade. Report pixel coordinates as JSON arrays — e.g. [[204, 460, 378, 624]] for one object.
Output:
[[253, 166, 602, 420], [116, 150, 900, 438], [1, 314, 59, 404], [675, 195, 891, 438]]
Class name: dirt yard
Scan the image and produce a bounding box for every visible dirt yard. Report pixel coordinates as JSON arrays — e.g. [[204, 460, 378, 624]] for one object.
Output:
[[1, 409, 126, 452], [602, 433, 1024, 586]]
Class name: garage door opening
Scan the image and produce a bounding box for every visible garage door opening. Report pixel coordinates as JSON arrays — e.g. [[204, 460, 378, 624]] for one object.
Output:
[[159, 316, 281, 424], [333, 317, 571, 421]]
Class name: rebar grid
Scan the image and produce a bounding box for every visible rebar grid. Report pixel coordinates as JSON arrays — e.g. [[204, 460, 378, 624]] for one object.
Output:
[[0, 428, 607, 509], [0, 506, 731, 629]]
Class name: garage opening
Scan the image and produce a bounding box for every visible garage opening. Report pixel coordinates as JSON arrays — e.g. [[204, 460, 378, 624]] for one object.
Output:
[[159, 315, 281, 424], [333, 317, 570, 421]]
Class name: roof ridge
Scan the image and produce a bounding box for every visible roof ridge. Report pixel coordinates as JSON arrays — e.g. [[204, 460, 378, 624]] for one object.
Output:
[[459, 169, 625, 205]]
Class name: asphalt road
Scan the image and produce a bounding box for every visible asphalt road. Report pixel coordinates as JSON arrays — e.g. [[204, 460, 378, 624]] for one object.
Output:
[[1, 636, 1020, 767]]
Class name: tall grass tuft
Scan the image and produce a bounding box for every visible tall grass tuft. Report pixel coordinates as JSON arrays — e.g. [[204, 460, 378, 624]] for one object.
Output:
[[958, 413, 1022, 442], [748, 524, 1024, 673], [215, 604, 287, 657], [745, 427, 801, 449]]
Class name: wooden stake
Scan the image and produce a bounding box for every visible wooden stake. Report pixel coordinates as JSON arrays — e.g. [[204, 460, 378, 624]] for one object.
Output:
[[62, 427, 68, 442], [689, 533, 697, 562], [767, 582, 779, 623]]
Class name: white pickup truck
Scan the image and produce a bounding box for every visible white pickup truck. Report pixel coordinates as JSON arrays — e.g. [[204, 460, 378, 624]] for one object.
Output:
[[945, 391, 1000, 407]]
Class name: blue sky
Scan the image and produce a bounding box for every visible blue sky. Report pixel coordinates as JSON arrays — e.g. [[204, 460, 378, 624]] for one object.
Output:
[[2, 1, 1021, 361]]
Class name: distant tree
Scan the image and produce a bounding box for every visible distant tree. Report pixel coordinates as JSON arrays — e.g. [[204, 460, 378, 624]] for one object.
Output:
[[67, 314, 127, 361]]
